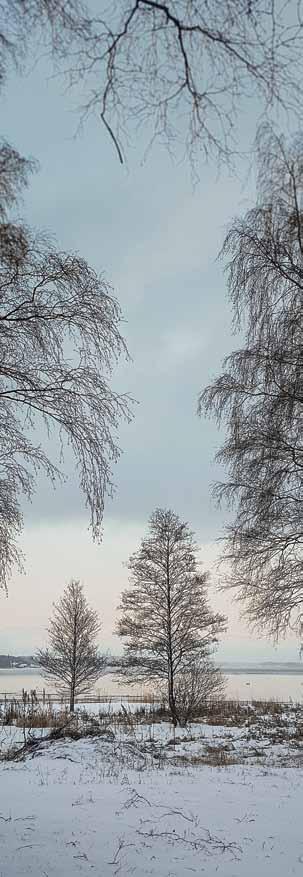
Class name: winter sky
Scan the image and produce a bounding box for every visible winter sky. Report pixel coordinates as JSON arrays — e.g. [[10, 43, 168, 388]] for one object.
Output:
[[0, 45, 298, 662]]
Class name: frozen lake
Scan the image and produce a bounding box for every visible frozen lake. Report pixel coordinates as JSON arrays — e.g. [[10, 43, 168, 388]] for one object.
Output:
[[0, 668, 302, 702]]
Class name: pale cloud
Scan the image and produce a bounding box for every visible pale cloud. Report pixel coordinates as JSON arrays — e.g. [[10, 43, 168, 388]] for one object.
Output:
[[131, 325, 208, 380], [111, 180, 238, 305], [155, 327, 207, 372]]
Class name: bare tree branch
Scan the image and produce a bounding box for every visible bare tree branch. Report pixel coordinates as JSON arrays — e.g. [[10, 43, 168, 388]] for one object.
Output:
[[1, 2, 303, 166], [0, 141, 132, 591], [199, 124, 303, 642]]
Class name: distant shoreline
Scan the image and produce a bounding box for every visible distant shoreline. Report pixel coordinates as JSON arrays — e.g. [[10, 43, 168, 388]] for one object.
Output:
[[221, 668, 303, 675], [0, 666, 38, 672], [0, 664, 302, 676]]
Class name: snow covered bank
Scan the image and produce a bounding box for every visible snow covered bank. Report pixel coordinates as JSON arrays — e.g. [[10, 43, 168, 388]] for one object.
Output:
[[0, 732, 302, 876]]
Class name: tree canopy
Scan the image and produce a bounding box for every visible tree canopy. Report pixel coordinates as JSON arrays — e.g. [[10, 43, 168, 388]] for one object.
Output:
[[0, 139, 131, 590], [1, 1, 303, 166], [200, 126, 303, 641]]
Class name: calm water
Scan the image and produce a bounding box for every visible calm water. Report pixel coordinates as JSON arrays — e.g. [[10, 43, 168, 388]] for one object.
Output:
[[0, 668, 302, 702]]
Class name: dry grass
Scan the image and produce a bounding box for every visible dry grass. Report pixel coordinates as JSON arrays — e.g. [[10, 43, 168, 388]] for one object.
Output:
[[172, 749, 239, 767], [1, 696, 303, 769], [0, 702, 70, 729], [1, 696, 302, 732]]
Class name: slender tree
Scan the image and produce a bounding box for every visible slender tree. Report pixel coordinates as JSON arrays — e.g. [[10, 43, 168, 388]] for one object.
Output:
[[0, 141, 131, 591], [116, 508, 226, 725], [1, 2, 303, 167], [38, 579, 105, 712], [200, 125, 303, 642]]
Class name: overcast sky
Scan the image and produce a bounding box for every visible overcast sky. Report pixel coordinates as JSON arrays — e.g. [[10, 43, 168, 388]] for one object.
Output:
[[0, 45, 299, 662]]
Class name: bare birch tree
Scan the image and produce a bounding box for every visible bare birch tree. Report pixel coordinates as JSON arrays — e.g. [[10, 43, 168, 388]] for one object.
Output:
[[1, 2, 303, 167], [200, 125, 303, 642], [116, 508, 226, 725], [0, 140, 131, 591], [38, 579, 105, 711], [0, 6, 132, 594]]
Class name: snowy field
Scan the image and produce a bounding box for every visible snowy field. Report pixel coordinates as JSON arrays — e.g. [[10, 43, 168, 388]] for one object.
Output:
[[0, 707, 303, 876]]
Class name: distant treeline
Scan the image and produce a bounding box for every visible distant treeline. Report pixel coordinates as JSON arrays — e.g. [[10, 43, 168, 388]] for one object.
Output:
[[0, 655, 38, 669]]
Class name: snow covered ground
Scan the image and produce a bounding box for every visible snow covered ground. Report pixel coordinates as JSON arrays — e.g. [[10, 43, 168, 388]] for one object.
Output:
[[0, 735, 302, 876], [0, 709, 303, 876]]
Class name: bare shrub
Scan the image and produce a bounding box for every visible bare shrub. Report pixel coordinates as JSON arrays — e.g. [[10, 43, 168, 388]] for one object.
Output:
[[173, 661, 226, 725]]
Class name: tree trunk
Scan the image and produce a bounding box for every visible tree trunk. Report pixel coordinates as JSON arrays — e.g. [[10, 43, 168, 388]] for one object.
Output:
[[166, 534, 179, 726], [70, 602, 77, 713], [70, 684, 75, 713], [168, 668, 178, 726]]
